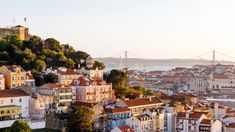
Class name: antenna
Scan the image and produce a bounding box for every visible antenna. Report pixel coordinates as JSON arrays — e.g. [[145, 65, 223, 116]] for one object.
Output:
[[13, 18, 16, 25], [212, 50, 215, 64], [124, 50, 128, 69]]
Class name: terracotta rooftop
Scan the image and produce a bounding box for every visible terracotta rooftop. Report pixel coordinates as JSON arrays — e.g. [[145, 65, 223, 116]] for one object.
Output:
[[227, 123, 235, 128], [200, 119, 211, 125], [58, 68, 80, 75], [0, 89, 29, 98], [118, 126, 134, 132], [4, 65, 25, 72], [40, 83, 70, 89], [122, 97, 162, 107], [26, 72, 34, 80], [72, 101, 98, 108], [177, 112, 186, 118], [105, 107, 131, 114], [189, 112, 205, 119], [74, 76, 106, 86]]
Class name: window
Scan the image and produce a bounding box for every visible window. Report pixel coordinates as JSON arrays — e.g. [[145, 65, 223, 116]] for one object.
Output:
[[19, 98, 22, 102], [11, 99, 13, 103]]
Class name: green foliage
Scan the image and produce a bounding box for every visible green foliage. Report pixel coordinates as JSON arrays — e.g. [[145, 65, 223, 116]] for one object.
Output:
[[93, 61, 105, 70], [104, 69, 128, 98], [5, 120, 31, 132], [169, 95, 192, 105], [69, 106, 94, 132], [125, 85, 153, 99], [33, 60, 46, 72], [44, 73, 57, 83], [0, 35, 92, 71], [105, 69, 154, 98], [32, 71, 44, 86]]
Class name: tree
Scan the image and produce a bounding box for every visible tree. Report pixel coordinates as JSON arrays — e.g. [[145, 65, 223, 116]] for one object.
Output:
[[23, 36, 44, 53], [69, 106, 94, 132], [5, 120, 31, 132], [93, 61, 105, 70], [33, 60, 46, 72], [44, 38, 62, 52], [32, 71, 44, 86], [105, 70, 128, 89], [44, 73, 57, 83]]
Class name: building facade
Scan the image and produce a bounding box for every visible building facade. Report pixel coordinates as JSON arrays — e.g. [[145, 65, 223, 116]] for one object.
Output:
[[105, 107, 132, 131], [0, 65, 29, 89], [73, 76, 113, 103], [0, 89, 30, 122], [0, 25, 29, 40]]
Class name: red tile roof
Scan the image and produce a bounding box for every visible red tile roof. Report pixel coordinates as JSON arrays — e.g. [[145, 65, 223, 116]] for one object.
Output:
[[4, 65, 25, 72], [189, 112, 205, 119], [118, 126, 134, 132], [26, 72, 34, 80], [177, 112, 186, 118], [58, 68, 80, 75], [72, 101, 98, 108], [123, 97, 162, 107], [74, 76, 106, 86], [0, 89, 29, 98], [227, 123, 235, 128], [41, 83, 70, 89], [200, 119, 211, 125], [105, 107, 131, 114]]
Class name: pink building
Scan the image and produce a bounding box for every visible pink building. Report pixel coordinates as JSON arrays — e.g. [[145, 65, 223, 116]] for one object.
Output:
[[73, 76, 113, 103]]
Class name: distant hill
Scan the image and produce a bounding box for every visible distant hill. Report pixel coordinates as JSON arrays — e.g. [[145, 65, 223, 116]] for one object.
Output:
[[96, 57, 235, 71]]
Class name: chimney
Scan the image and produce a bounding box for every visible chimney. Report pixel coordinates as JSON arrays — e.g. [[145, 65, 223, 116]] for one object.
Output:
[[149, 97, 152, 102]]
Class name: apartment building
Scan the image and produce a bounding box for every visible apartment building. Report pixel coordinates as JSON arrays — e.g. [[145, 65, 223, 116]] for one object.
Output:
[[73, 76, 113, 103], [119, 97, 163, 116], [0, 89, 30, 123], [0, 65, 28, 89], [126, 114, 154, 132]]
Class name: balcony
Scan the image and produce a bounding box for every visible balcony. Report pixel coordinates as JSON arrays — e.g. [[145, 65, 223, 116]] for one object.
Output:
[[0, 105, 22, 118]]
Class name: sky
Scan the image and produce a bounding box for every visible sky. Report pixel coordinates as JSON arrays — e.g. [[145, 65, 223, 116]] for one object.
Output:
[[1, 0, 235, 60]]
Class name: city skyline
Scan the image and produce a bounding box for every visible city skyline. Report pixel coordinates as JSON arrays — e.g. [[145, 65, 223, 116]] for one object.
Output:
[[2, 0, 235, 60]]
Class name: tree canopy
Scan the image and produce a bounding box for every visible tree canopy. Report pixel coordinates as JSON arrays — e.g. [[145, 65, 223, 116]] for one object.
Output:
[[69, 106, 94, 132], [0, 35, 104, 72], [5, 120, 31, 132], [104, 69, 153, 98]]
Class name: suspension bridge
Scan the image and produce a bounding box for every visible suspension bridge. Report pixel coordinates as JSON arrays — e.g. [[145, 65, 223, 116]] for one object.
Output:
[[107, 50, 235, 70]]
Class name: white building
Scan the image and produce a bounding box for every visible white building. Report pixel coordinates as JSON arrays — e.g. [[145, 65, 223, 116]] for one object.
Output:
[[144, 107, 165, 132], [111, 126, 134, 132], [0, 89, 30, 128], [126, 114, 154, 132], [175, 112, 208, 132], [25, 71, 36, 88], [199, 119, 222, 132], [210, 102, 226, 120]]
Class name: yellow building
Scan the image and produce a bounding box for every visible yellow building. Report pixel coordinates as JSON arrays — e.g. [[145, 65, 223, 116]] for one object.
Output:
[[57, 68, 81, 85], [0, 65, 27, 89], [0, 25, 29, 40]]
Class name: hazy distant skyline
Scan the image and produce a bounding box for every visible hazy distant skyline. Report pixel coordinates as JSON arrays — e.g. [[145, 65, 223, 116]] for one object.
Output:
[[2, 0, 235, 60]]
